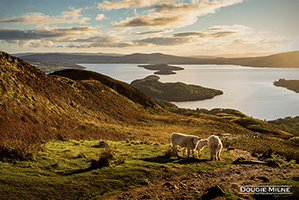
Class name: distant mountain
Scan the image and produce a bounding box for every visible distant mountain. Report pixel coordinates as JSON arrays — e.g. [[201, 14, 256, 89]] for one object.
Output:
[[14, 52, 123, 57], [18, 51, 299, 68], [247, 51, 299, 68]]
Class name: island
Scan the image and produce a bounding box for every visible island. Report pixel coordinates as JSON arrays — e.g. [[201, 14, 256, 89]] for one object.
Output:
[[131, 75, 223, 101], [138, 63, 184, 75], [273, 79, 299, 93]]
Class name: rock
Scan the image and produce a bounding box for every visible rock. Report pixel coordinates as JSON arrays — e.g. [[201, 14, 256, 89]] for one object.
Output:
[[141, 194, 150, 199], [163, 182, 172, 187], [232, 157, 246, 164], [256, 176, 270, 182], [171, 185, 179, 190], [141, 179, 150, 185], [178, 183, 187, 188], [92, 141, 110, 148], [189, 187, 196, 191], [202, 185, 224, 199]]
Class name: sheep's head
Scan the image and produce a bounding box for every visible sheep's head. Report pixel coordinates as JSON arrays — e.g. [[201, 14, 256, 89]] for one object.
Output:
[[195, 139, 208, 151]]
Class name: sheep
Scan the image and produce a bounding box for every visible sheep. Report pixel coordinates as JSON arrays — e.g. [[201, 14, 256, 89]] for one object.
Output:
[[171, 132, 199, 158], [194, 139, 209, 157], [207, 135, 223, 161]]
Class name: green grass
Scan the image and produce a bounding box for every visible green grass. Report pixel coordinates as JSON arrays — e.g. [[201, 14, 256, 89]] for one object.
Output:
[[0, 139, 235, 199], [223, 189, 237, 200]]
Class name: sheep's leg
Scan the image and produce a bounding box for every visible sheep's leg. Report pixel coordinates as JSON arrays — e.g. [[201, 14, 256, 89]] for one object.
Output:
[[216, 150, 221, 160], [217, 146, 222, 160], [172, 145, 178, 157], [210, 147, 214, 160], [191, 148, 196, 158]]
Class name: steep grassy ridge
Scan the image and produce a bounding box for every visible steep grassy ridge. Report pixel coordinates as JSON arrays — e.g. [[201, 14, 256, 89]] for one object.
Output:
[[51, 69, 158, 109], [0, 51, 161, 158]]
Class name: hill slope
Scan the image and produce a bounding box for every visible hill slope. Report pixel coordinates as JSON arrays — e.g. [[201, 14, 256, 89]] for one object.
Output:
[[19, 51, 299, 68], [0, 51, 161, 158]]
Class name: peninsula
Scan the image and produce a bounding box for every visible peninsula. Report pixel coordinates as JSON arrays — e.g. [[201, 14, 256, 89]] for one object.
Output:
[[138, 63, 184, 75], [131, 75, 223, 101], [274, 79, 299, 93]]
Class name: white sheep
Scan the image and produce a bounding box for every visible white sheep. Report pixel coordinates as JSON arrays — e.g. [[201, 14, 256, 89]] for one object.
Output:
[[207, 135, 223, 161], [194, 139, 209, 157], [171, 132, 199, 158]]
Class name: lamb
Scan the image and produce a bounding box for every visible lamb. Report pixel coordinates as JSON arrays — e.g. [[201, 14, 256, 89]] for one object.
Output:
[[207, 135, 223, 161], [194, 139, 209, 157], [171, 132, 199, 158]]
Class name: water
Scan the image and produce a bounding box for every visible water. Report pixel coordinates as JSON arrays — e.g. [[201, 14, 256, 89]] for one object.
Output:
[[81, 64, 299, 120]]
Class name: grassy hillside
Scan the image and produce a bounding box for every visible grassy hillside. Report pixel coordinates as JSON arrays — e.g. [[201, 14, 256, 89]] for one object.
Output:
[[23, 58, 85, 73], [0, 51, 162, 159], [268, 116, 299, 136]]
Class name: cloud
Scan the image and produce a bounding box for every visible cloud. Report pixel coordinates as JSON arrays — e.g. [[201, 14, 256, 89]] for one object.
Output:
[[18, 40, 54, 48], [0, 26, 98, 42], [206, 24, 253, 34], [131, 29, 173, 35], [97, 0, 170, 11], [170, 24, 252, 38], [113, 0, 244, 28], [231, 38, 292, 47], [0, 26, 131, 48], [172, 31, 236, 38], [0, 7, 90, 25], [95, 14, 107, 21], [131, 24, 256, 47], [73, 35, 132, 48], [133, 36, 192, 46]]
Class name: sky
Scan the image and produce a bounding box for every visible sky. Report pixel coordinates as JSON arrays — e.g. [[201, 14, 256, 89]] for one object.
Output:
[[0, 0, 298, 57]]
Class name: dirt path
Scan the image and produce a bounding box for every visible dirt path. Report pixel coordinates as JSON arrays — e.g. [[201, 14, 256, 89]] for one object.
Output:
[[101, 149, 299, 200]]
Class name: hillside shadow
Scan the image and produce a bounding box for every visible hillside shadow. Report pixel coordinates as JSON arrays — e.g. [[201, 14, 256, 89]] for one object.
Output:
[[62, 167, 95, 176], [62, 159, 109, 176], [141, 155, 208, 164]]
